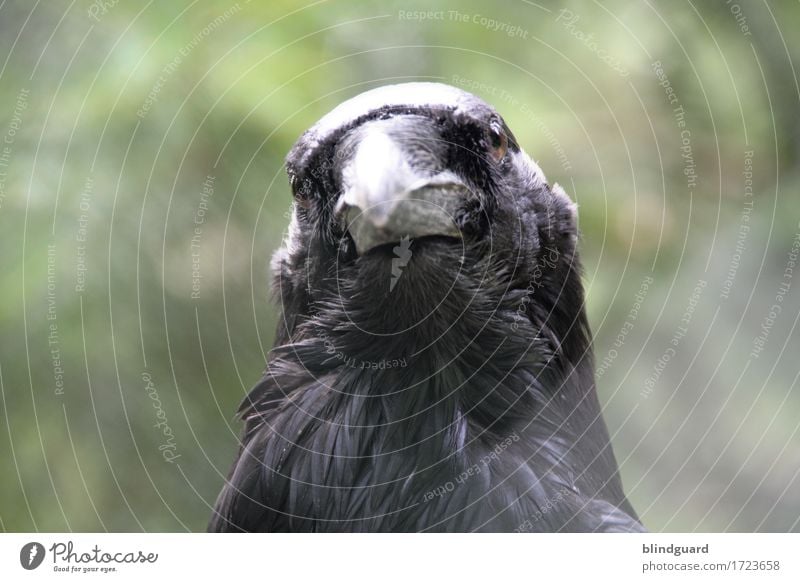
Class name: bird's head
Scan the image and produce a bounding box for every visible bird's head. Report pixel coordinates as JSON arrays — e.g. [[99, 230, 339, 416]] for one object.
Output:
[[274, 82, 585, 363]]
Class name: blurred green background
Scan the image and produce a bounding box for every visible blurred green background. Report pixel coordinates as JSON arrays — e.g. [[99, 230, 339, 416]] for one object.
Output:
[[1, 0, 798, 532]]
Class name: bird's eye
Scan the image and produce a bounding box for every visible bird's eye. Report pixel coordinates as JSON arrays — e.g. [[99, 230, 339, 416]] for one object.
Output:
[[487, 120, 508, 163]]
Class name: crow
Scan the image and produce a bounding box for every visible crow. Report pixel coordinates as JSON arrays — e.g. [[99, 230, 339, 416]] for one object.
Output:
[[209, 82, 644, 532]]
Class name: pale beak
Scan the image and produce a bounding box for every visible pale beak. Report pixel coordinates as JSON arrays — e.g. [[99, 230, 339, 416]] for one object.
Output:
[[335, 130, 471, 255]]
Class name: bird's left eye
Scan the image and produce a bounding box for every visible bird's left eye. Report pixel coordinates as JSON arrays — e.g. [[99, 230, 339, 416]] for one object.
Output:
[[487, 120, 508, 163]]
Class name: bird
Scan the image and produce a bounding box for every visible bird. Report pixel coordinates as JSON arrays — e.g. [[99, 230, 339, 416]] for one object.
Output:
[[209, 82, 644, 532]]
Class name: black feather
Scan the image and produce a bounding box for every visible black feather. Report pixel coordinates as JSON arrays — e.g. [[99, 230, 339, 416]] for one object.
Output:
[[209, 83, 644, 532]]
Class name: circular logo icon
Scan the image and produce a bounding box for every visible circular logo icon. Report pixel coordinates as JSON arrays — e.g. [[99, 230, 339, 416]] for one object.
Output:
[[20, 542, 46, 570]]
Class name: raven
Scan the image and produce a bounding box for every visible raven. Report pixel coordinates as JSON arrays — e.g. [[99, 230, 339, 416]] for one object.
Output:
[[209, 82, 644, 532]]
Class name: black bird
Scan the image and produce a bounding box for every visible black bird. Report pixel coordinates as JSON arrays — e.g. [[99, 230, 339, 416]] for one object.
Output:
[[209, 82, 644, 532]]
